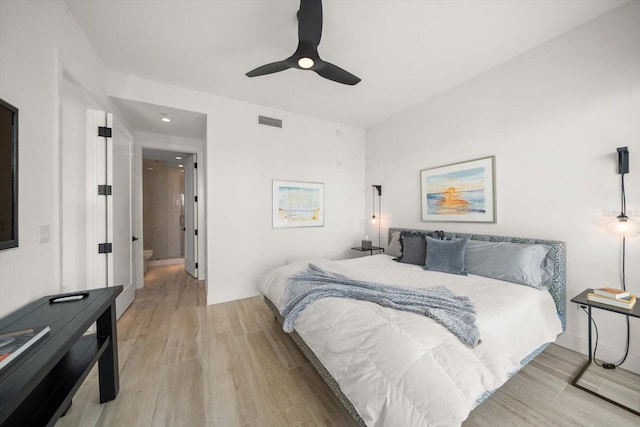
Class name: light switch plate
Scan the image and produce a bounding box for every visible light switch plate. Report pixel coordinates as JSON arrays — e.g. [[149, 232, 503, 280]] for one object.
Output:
[[39, 224, 50, 243]]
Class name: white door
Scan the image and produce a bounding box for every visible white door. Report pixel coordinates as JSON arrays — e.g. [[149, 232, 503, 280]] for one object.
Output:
[[111, 125, 135, 317], [184, 154, 198, 278], [90, 110, 135, 318]]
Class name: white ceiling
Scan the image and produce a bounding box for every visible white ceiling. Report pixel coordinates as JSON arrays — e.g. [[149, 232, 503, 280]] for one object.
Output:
[[65, 0, 625, 130], [111, 97, 207, 139]]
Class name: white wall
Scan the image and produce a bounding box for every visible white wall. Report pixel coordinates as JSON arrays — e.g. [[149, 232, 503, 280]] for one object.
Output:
[[366, 2, 640, 373], [109, 75, 366, 305], [0, 0, 364, 315], [0, 0, 113, 315]]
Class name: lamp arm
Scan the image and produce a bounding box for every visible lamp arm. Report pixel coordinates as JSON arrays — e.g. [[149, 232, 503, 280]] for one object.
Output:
[[621, 172, 627, 216]]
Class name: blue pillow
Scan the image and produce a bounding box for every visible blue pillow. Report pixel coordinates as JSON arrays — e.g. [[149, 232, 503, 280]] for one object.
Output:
[[464, 240, 551, 289], [424, 237, 468, 275]]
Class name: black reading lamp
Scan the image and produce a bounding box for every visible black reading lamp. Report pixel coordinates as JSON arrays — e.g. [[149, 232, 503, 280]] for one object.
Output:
[[371, 185, 382, 247], [607, 147, 639, 242], [596, 146, 637, 369]]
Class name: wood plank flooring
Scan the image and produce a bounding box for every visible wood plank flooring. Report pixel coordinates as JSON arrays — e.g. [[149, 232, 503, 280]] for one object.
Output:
[[56, 264, 640, 426]]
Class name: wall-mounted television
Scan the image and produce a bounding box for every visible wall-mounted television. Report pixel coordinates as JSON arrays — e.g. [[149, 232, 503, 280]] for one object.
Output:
[[0, 98, 18, 250]]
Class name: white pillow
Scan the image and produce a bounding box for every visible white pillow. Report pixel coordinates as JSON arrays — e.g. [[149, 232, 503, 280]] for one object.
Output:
[[386, 232, 402, 257]]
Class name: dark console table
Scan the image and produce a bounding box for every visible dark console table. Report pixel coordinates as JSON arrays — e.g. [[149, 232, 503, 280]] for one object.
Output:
[[0, 286, 122, 426]]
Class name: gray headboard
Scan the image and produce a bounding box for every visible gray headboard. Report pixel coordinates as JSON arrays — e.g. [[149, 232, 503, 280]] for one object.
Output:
[[388, 227, 567, 331]]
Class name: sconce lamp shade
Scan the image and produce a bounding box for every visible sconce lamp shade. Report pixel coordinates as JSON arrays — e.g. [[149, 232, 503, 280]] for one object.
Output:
[[606, 214, 640, 237]]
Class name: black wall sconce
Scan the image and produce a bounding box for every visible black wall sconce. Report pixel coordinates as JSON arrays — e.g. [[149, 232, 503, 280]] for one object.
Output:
[[371, 185, 382, 224], [608, 146, 638, 238], [371, 185, 382, 247]]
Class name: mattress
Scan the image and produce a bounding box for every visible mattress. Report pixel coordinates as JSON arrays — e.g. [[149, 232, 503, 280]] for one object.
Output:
[[258, 254, 563, 426]]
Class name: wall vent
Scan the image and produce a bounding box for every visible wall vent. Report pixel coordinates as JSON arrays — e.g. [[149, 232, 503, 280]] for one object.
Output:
[[258, 115, 283, 128]]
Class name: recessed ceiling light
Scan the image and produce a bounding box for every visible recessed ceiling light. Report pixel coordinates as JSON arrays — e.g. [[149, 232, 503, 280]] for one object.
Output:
[[161, 113, 171, 123], [178, 164, 184, 168], [176, 156, 182, 160]]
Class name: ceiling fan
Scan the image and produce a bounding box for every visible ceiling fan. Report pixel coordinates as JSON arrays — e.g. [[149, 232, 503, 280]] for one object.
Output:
[[246, 0, 361, 85]]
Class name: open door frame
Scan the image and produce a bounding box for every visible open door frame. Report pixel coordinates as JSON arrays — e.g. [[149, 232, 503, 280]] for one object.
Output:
[[87, 110, 136, 319], [184, 154, 198, 278], [59, 69, 137, 319], [133, 140, 206, 290]]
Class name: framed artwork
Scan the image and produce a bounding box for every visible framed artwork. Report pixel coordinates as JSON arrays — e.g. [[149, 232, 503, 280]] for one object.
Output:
[[273, 180, 324, 228], [420, 156, 496, 223]]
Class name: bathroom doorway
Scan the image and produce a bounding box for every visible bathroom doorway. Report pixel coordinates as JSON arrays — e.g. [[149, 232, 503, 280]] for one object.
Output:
[[142, 149, 198, 278]]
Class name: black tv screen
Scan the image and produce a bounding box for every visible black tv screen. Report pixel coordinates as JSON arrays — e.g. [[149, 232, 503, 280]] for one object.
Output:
[[0, 98, 18, 250]]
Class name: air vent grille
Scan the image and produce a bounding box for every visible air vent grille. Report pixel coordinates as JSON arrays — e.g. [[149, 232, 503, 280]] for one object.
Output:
[[258, 115, 282, 128]]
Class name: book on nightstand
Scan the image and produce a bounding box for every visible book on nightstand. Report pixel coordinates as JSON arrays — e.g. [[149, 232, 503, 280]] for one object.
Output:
[[0, 325, 51, 370], [587, 293, 636, 309], [593, 287, 630, 299]]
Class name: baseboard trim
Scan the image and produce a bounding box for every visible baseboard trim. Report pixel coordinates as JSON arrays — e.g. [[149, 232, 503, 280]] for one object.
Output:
[[148, 258, 184, 266], [556, 331, 640, 374]]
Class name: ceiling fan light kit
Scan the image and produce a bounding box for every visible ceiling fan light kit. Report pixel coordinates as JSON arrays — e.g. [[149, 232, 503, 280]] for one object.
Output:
[[246, 0, 361, 85]]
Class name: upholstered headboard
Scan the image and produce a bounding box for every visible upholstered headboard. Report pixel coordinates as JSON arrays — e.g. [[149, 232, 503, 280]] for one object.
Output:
[[388, 227, 567, 331]]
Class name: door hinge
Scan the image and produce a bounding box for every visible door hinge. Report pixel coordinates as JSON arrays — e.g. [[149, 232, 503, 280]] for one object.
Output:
[[195, 262, 198, 269], [194, 162, 197, 169], [98, 126, 112, 138], [98, 243, 113, 254], [194, 196, 198, 203], [98, 185, 112, 195], [195, 229, 198, 236]]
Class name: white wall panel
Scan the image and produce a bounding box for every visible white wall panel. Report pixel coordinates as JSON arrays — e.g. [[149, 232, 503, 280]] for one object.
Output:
[[365, 2, 640, 373]]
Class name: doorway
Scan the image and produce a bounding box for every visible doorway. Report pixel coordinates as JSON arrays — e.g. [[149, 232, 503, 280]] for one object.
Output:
[[60, 71, 137, 319], [109, 97, 207, 291], [141, 149, 198, 278]]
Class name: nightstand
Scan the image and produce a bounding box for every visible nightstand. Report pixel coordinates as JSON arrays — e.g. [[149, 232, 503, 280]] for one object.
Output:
[[350, 246, 385, 256], [570, 289, 640, 416]]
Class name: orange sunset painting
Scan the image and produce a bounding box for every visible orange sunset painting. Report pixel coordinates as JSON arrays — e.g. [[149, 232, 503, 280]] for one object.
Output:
[[426, 166, 486, 215]]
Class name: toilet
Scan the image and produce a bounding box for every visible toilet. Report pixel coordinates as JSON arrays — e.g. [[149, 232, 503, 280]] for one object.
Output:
[[143, 250, 153, 274]]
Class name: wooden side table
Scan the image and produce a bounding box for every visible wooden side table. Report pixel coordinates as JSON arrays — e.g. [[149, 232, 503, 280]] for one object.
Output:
[[570, 289, 640, 416]]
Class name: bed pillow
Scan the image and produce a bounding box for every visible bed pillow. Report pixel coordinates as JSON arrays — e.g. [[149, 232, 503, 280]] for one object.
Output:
[[397, 235, 427, 265], [424, 237, 468, 275], [464, 240, 551, 289], [386, 232, 402, 257]]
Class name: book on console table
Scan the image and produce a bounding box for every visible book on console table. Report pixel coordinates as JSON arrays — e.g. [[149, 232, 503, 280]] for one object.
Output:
[[587, 293, 636, 309], [0, 325, 51, 370], [593, 287, 630, 299]]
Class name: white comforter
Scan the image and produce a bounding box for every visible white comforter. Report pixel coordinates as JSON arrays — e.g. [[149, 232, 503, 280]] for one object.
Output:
[[258, 255, 563, 426]]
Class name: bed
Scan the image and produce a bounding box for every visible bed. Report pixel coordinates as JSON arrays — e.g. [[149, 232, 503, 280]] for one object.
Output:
[[257, 228, 566, 426]]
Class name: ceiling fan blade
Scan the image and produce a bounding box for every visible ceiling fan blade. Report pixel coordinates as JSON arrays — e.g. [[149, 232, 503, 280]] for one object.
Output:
[[298, 0, 322, 47], [246, 0, 361, 85], [246, 60, 292, 77], [315, 61, 361, 86]]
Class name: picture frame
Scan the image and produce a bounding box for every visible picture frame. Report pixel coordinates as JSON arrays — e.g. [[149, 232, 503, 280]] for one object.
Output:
[[273, 180, 324, 228], [420, 156, 496, 223]]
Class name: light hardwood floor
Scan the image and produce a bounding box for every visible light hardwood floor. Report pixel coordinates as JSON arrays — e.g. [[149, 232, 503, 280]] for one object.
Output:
[[56, 264, 640, 426]]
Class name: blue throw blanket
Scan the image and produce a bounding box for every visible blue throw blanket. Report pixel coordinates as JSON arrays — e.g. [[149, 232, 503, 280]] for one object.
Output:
[[281, 263, 481, 348]]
